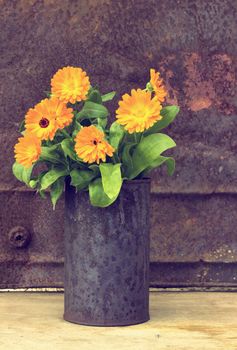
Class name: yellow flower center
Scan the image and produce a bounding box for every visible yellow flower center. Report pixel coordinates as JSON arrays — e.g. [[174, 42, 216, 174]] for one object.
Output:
[[134, 107, 146, 119], [39, 117, 50, 128]]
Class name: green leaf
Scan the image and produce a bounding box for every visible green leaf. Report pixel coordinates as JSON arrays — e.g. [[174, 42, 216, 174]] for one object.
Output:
[[89, 178, 119, 207], [40, 167, 68, 190], [97, 117, 108, 129], [40, 146, 65, 165], [38, 189, 47, 199], [144, 106, 179, 135], [142, 156, 175, 176], [12, 162, 33, 185], [72, 121, 82, 138], [29, 171, 48, 189], [70, 169, 96, 190], [109, 122, 124, 150], [87, 89, 102, 104], [19, 120, 25, 133], [89, 164, 100, 175], [99, 163, 122, 199], [76, 101, 109, 120], [101, 91, 116, 102], [50, 177, 65, 209], [121, 143, 136, 177], [61, 138, 77, 161], [128, 133, 176, 179], [29, 179, 38, 189]]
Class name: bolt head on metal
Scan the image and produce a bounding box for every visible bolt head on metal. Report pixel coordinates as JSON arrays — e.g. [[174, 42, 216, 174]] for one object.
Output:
[[8, 226, 31, 249]]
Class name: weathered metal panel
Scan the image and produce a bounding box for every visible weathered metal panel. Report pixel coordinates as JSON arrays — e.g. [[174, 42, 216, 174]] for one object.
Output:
[[0, 191, 64, 265], [1, 1, 237, 194], [150, 194, 237, 263], [150, 262, 237, 288], [0, 192, 237, 288], [0, 0, 237, 288]]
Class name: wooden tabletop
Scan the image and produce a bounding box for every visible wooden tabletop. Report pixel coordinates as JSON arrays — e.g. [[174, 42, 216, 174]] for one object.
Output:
[[0, 291, 236, 350]]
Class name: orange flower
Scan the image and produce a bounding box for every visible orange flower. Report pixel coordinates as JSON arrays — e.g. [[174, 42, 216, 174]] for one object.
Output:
[[51, 97, 74, 129], [14, 134, 41, 168], [116, 89, 162, 133], [150, 69, 167, 103], [74, 126, 114, 164], [51, 66, 90, 104], [25, 98, 73, 140]]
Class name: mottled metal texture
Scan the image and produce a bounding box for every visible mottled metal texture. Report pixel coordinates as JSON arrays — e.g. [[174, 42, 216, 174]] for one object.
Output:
[[0, 0, 237, 288], [0, 191, 64, 288], [64, 180, 150, 326], [150, 262, 237, 288], [1, 193, 237, 288]]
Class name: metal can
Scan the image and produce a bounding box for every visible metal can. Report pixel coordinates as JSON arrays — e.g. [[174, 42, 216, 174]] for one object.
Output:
[[64, 179, 150, 326]]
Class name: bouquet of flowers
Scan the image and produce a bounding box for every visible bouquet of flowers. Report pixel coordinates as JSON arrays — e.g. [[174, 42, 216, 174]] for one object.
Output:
[[12, 66, 179, 208]]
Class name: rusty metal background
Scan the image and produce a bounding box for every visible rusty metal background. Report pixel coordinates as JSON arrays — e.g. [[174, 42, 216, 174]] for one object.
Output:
[[0, 0, 237, 288]]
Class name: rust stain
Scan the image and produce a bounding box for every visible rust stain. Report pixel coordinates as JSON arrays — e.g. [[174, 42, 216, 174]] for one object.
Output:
[[163, 69, 179, 106], [158, 52, 236, 113], [189, 97, 212, 112], [158, 56, 179, 106], [184, 53, 236, 114], [184, 53, 216, 112], [184, 218, 197, 228]]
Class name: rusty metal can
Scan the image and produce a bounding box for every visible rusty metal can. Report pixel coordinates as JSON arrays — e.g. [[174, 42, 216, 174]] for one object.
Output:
[[64, 179, 150, 326]]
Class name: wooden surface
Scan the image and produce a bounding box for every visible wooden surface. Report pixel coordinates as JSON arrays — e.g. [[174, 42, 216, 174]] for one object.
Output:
[[0, 292, 236, 350]]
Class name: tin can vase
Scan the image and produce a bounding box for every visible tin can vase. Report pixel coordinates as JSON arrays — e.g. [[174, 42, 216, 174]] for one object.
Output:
[[64, 179, 151, 326]]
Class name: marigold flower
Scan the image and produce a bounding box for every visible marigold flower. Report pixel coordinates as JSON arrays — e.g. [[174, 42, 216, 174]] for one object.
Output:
[[14, 134, 41, 168], [74, 125, 114, 164], [116, 89, 162, 133], [150, 69, 167, 103], [25, 98, 73, 140], [51, 66, 90, 104], [51, 97, 74, 129]]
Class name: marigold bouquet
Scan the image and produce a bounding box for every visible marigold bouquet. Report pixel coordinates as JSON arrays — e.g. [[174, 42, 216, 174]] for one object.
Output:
[[13, 66, 179, 208]]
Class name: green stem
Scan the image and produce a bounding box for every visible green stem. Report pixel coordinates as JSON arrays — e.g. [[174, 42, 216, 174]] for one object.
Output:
[[134, 132, 143, 144], [112, 153, 120, 164], [61, 129, 71, 138]]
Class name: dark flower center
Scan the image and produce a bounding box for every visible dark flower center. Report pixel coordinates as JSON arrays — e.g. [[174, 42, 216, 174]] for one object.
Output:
[[92, 139, 102, 146], [39, 117, 50, 128]]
